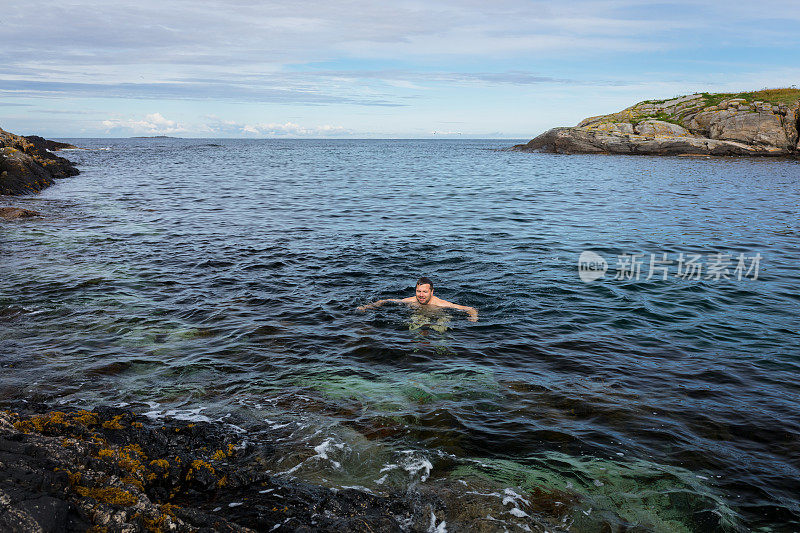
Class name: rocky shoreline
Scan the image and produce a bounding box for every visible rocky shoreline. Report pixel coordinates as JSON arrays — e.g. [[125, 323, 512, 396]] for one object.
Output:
[[0, 405, 423, 532], [512, 89, 800, 157], [0, 403, 592, 532], [0, 127, 79, 197]]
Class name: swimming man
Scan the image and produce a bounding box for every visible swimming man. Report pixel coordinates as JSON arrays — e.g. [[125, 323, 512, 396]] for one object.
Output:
[[357, 277, 478, 322]]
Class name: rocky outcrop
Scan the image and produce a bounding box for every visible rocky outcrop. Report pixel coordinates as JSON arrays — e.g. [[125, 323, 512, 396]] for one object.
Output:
[[0, 406, 414, 532], [23, 135, 79, 152], [513, 90, 800, 157], [0, 127, 79, 195], [520, 126, 788, 156]]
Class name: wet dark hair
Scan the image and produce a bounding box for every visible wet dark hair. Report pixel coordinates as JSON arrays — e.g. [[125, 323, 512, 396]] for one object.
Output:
[[416, 277, 434, 291]]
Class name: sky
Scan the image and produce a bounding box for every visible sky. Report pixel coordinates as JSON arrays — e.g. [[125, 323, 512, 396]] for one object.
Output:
[[1, 1, 798, 138]]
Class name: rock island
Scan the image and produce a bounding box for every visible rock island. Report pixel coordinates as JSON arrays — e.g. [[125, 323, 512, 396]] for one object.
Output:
[[513, 88, 800, 157]]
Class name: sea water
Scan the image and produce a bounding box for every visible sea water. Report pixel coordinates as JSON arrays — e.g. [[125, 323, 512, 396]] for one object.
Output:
[[1, 138, 799, 531]]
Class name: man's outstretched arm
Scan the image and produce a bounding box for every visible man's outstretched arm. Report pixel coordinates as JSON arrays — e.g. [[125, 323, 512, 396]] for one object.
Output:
[[357, 298, 407, 311], [433, 299, 478, 321]]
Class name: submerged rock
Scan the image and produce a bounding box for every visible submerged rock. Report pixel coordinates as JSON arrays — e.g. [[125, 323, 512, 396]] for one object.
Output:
[[513, 89, 800, 157], [0, 127, 79, 195], [0, 207, 41, 220]]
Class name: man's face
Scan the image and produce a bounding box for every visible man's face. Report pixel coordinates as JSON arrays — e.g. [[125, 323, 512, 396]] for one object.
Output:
[[415, 283, 433, 305]]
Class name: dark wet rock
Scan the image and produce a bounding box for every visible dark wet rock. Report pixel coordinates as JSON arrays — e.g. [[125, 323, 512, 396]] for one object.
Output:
[[23, 136, 79, 152], [0, 207, 41, 220], [512, 90, 800, 157], [1, 127, 79, 195], [0, 405, 419, 532]]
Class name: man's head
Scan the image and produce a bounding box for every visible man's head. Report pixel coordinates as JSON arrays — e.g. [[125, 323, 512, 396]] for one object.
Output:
[[415, 277, 434, 304]]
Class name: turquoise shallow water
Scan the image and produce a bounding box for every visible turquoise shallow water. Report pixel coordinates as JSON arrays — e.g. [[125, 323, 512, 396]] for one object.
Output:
[[1, 139, 799, 531]]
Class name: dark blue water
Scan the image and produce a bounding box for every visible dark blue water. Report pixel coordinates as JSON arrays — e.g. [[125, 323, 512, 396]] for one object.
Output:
[[2, 139, 799, 531]]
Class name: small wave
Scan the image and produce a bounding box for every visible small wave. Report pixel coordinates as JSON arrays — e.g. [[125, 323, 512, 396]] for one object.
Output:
[[143, 407, 211, 422], [284, 436, 346, 474], [313, 438, 344, 468], [399, 450, 433, 482]]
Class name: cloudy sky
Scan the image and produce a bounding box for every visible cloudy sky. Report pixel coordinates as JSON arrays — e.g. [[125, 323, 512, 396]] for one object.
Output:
[[1, 1, 798, 138]]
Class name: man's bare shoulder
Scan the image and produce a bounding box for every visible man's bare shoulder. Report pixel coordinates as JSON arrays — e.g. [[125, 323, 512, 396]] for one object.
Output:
[[429, 296, 454, 307]]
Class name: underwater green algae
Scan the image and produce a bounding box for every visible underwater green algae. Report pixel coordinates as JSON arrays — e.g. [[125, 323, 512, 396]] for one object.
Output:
[[451, 451, 743, 532], [293, 367, 502, 412]]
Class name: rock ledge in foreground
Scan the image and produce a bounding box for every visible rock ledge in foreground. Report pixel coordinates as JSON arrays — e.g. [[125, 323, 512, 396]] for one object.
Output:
[[0, 406, 416, 532]]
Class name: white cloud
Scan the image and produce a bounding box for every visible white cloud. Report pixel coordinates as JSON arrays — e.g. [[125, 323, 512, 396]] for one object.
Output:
[[99, 113, 350, 137], [7, 0, 796, 78], [202, 118, 350, 137], [102, 112, 186, 134]]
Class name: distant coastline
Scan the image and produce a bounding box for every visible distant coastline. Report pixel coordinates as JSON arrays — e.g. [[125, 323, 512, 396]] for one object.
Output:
[[512, 88, 800, 157]]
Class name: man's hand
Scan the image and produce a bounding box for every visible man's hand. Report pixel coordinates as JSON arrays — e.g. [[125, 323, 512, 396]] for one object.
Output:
[[467, 308, 478, 322]]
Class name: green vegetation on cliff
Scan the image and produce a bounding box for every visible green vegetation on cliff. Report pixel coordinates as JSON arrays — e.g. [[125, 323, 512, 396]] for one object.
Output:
[[700, 87, 800, 107], [629, 112, 684, 127]]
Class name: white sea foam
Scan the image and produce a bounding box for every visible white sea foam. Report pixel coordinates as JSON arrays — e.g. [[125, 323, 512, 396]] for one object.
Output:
[[284, 437, 345, 474], [399, 451, 432, 482], [143, 407, 211, 422], [466, 490, 504, 498], [340, 485, 373, 493], [224, 422, 246, 433], [503, 488, 530, 506], [428, 511, 447, 533], [284, 462, 302, 475], [508, 507, 530, 518], [502, 488, 531, 519], [313, 438, 342, 468]]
